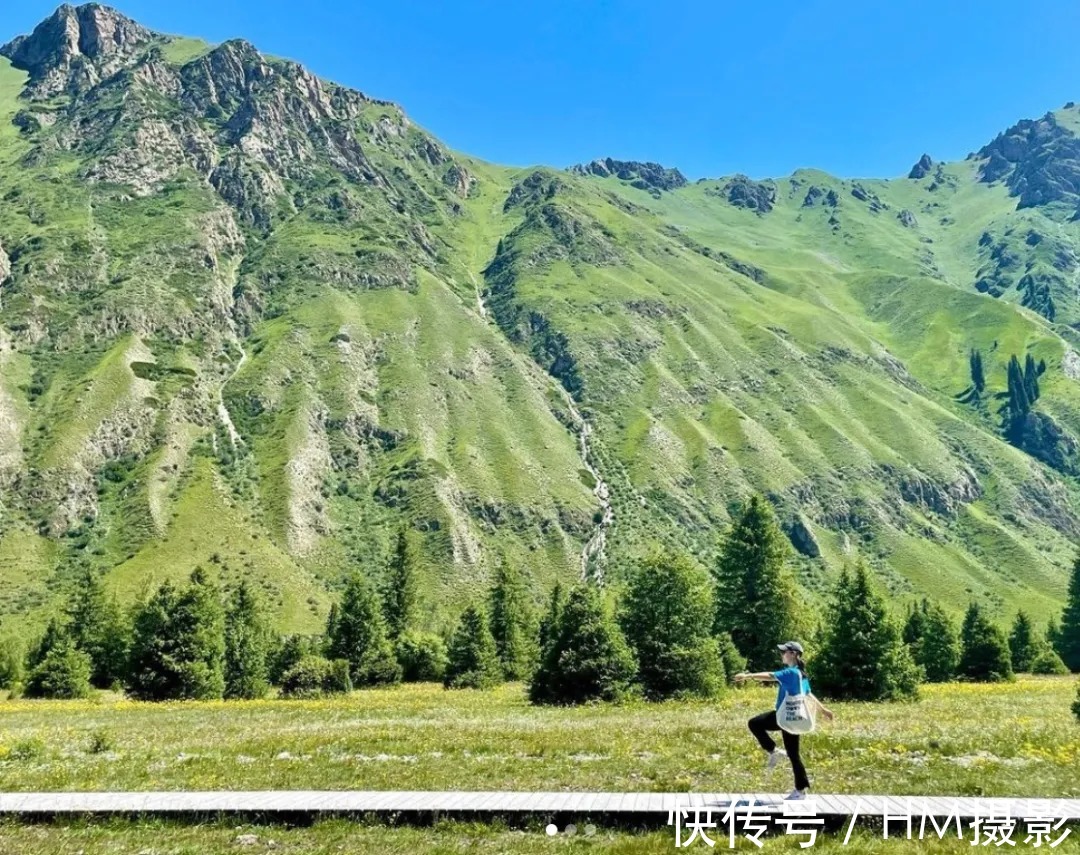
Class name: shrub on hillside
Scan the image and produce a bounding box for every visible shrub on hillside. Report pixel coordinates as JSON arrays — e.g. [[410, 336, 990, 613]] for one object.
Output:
[[24, 638, 93, 700], [396, 631, 448, 682], [1031, 645, 1069, 675], [280, 655, 352, 699]]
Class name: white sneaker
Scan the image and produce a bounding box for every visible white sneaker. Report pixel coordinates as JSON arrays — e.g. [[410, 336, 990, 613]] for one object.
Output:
[[785, 789, 807, 800], [766, 749, 788, 771]]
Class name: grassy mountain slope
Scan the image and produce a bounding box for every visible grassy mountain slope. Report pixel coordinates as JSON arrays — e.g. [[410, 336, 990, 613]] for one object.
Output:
[[1, 5, 1080, 637]]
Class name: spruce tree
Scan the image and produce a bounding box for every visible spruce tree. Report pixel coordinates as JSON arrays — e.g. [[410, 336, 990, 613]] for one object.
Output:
[[1005, 355, 1033, 439], [27, 616, 67, 673], [1073, 681, 1080, 724], [489, 561, 537, 680], [1060, 553, 1080, 672], [395, 631, 449, 682], [714, 496, 800, 670], [529, 584, 637, 705], [383, 529, 419, 641], [328, 573, 402, 686], [1047, 615, 1063, 657], [621, 550, 725, 700], [969, 349, 986, 395], [127, 580, 182, 700], [172, 568, 227, 699], [224, 580, 271, 699], [1008, 610, 1039, 673], [538, 581, 566, 654], [67, 569, 129, 689], [24, 634, 93, 700], [813, 562, 920, 701], [717, 632, 746, 685], [910, 600, 960, 683], [1024, 353, 1041, 403], [127, 570, 227, 701], [444, 604, 502, 689], [959, 602, 1014, 682], [902, 599, 930, 646]]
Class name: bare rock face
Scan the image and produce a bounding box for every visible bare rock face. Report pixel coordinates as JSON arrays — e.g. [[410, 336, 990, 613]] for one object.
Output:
[[908, 153, 934, 179], [569, 158, 687, 195], [0, 241, 10, 284], [0, 3, 154, 98]]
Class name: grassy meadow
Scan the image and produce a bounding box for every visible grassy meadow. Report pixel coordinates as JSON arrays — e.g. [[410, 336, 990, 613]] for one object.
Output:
[[0, 677, 1077, 851]]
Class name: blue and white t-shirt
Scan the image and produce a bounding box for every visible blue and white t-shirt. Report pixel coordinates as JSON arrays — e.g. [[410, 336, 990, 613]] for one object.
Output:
[[772, 666, 811, 711]]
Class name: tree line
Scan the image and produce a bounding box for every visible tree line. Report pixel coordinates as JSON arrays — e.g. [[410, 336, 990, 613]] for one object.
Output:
[[3, 498, 1079, 715]]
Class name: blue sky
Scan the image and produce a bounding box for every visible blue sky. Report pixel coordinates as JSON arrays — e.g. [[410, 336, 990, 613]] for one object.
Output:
[[6, 0, 1080, 179]]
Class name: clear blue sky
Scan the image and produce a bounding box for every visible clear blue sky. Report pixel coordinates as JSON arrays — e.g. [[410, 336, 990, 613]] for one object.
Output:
[[6, 0, 1080, 179]]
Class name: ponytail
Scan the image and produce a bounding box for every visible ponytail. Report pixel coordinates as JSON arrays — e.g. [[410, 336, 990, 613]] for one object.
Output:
[[795, 654, 807, 677]]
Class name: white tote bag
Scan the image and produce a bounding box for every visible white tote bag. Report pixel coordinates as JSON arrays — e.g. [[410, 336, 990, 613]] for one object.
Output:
[[777, 679, 816, 735]]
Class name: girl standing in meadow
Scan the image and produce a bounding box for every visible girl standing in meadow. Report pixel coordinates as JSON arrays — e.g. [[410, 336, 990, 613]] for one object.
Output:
[[735, 640, 835, 800]]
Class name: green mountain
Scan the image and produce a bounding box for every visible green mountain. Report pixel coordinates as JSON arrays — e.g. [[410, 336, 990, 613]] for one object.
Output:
[[2, 3, 1080, 635]]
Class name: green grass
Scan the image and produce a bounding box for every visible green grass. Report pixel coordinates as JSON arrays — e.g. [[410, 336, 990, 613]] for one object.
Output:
[[0, 678, 1076, 797], [0, 679, 1076, 851]]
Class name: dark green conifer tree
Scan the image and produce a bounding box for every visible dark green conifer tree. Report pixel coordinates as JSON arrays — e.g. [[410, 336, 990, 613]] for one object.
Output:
[[713, 496, 800, 669]]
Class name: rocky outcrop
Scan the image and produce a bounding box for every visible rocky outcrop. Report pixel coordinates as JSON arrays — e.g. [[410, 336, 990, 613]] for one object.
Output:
[[0, 241, 10, 284], [975, 113, 1080, 209], [713, 175, 776, 213], [851, 183, 887, 212], [443, 163, 475, 198], [891, 466, 982, 516], [0, 3, 154, 98], [785, 515, 821, 558], [1011, 410, 1080, 475], [897, 209, 918, 228], [570, 157, 687, 195], [504, 171, 566, 211], [908, 154, 933, 179]]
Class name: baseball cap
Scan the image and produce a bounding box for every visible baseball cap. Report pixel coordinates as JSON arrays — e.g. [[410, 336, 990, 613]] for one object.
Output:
[[777, 641, 804, 654]]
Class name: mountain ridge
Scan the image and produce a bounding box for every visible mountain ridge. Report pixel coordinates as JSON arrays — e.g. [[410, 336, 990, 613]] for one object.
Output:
[[1, 4, 1079, 639]]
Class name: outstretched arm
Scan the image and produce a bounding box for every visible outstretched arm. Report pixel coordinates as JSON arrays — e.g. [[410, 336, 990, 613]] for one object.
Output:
[[808, 693, 835, 721], [733, 671, 778, 683]]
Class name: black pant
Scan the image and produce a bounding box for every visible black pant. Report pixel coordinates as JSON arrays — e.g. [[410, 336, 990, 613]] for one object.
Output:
[[748, 710, 810, 791]]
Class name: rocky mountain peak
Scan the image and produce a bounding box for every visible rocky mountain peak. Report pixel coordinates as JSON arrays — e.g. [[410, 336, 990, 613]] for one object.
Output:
[[0, 3, 154, 98], [908, 153, 933, 179], [975, 111, 1080, 210], [569, 157, 687, 195]]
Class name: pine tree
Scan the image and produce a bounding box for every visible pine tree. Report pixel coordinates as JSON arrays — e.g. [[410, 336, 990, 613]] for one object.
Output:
[[959, 602, 1014, 682], [1024, 353, 1041, 403], [127, 580, 182, 700], [224, 581, 270, 699], [713, 496, 800, 670], [489, 561, 537, 681], [383, 529, 419, 641], [172, 568, 227, 699], [969, 349, 986, 395], [620, 549, 725, 700], [444, 604, 502, 689], [127, 570, 227, 701], [813, 562, 920, 701], [1005, 354, 1033, 439], [24, 634, 93, 700], [902, 600, 930, 646], [27, 616, 68, 673], [1060, 553, 1080, 672], [66, 568, 129, 688], [538, 582, 566, 654], [910, 600, 960, 683], [328, 573, 402, 686], [1047, 615, 1063, 656], [529, 584, 637, 705], [1008, 610, 1039, 673]]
